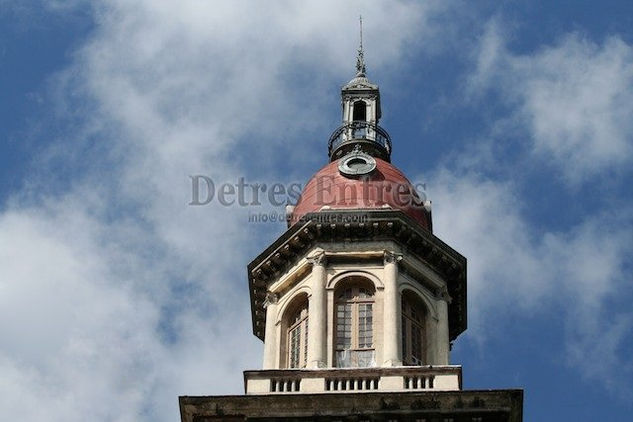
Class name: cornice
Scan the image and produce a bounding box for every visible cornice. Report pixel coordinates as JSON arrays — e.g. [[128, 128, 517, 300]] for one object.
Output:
[[247, 209, 467, 342]]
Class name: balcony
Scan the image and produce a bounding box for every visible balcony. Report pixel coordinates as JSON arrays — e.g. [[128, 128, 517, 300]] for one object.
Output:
[[328, 122, 392, 161], [244, 365, 462, 395]]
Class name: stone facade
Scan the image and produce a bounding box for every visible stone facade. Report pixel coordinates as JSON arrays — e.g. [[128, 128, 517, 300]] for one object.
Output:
[[180, 389, 523, 421]]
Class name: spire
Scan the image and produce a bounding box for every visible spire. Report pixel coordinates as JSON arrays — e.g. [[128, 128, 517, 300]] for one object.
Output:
[[356, 15, 366, 76]]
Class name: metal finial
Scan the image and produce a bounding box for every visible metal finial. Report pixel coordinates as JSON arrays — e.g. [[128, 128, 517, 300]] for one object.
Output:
[[356, 15, 366, 76]]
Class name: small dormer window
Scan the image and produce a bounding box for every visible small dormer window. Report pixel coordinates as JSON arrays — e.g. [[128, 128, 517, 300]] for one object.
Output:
[[352, 100, 367, 121]]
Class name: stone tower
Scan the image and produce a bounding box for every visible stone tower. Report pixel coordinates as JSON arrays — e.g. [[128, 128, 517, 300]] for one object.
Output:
[[179, 31, 523, 421]]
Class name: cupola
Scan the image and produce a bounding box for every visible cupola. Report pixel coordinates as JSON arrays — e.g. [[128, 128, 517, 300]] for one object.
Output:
[[328, 22, 391, 162]]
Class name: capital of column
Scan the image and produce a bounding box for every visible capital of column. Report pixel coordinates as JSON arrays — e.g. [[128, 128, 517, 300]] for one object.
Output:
[[383, 251, 403, 265], [307, 251, 327, 266], [437, 285, 452, 303], [263, 292, 279, 308]]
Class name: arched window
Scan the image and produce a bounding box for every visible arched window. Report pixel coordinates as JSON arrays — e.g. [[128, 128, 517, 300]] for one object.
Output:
[[286, 299, 308, 368], [401, 291, 427, 366], [352, 100, 367, 121], [335, 279, 375, 367]]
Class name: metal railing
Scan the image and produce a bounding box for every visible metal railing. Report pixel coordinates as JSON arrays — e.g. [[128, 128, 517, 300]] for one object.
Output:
[[328, 122, 392, 157]]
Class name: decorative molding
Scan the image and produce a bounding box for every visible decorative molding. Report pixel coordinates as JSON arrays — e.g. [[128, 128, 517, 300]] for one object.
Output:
[[247, 209, 468, 342], [307, 251, 327, 266], [338, 150, 376, 177], [398, 280, 439, 320], [437, 285, 452, 304], [326, 269, 384, 291], [263, 292, 279, 308], [383, 251, 403, 265]]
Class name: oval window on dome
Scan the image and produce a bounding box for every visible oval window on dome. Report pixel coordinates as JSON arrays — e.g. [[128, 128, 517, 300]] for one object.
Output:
[[338, 152, 376, 177]]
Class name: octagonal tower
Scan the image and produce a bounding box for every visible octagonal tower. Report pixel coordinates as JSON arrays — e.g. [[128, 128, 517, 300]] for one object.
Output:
[[180, 24, 523, 422], [245, 45, 468, 394]]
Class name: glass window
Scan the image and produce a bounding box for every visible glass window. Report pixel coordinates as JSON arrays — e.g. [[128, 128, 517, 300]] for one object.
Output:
[[335, 283, 375, 368], [401, 292, 426, 366], [287, 301, 309, 368]]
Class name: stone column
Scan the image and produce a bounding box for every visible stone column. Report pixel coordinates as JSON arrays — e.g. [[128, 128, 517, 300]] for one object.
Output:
[[262, 292, 279, 369], [307, 252, 327, 368], [436, 285, 451, 365], [383, 251, 403, 366]]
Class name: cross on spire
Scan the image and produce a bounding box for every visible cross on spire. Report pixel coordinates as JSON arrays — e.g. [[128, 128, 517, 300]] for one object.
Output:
[[356, 15, 366, 76]]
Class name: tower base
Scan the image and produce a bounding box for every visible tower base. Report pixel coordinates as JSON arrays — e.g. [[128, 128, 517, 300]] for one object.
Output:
[[179, 388, 523, 421]]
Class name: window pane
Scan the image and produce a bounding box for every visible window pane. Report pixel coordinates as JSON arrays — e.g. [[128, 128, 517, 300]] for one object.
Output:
[[303, 319, 308, 367], [358, 303, 373, 348], [411, 322, 422, 363], [402, 315, 407, 362], [289, 325, 301, 368], [335, 282, 375, 367], [336, 303, 352, 349], [402, 294, 425, 366], [287, 301, 308, 369]]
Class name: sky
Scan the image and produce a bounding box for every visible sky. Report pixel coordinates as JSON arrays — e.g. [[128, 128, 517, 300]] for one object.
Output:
[[0, 1, 632, 421]]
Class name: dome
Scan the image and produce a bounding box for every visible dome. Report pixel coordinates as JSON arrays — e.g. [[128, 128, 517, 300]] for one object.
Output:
[[343, 75, 378, 90], [290, 157, 431, 230]]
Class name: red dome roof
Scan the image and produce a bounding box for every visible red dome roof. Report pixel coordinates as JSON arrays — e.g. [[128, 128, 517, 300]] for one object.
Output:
[[291, 158, 431, 230]]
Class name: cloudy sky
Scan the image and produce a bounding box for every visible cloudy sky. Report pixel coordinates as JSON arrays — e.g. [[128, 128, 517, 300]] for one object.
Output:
[[1, 1, 632, 420]]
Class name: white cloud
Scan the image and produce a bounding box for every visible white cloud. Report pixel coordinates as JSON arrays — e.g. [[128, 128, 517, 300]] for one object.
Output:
[[471, 23, 633, 185], [429, 168, 633, 393], [0, 203, 162, 421], [5, 1, 630, 418], [0, 1, 451, 421], [459, 25, 633, 388]]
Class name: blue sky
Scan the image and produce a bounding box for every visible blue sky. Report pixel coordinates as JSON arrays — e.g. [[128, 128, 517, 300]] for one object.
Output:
[[1, 1, 632, 421]]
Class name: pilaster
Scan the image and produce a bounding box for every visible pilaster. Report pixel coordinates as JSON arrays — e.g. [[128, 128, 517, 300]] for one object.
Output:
[[436, 285, 452, 365], [262, 292, 279, 369], [382, 251, 403, 366], [307, 252, 327, 368]]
